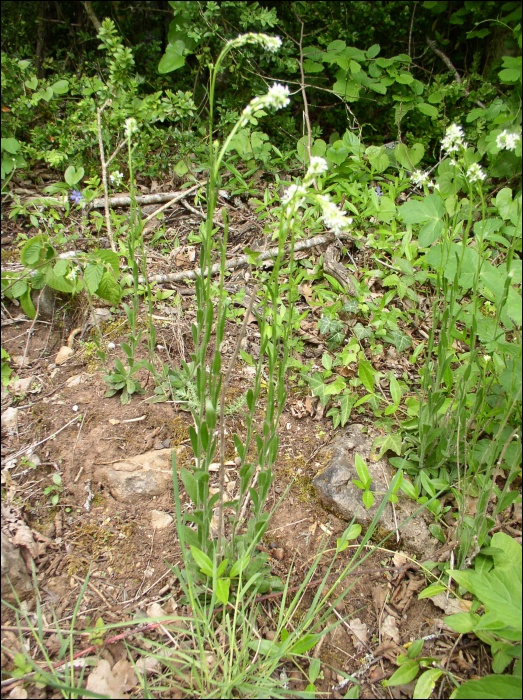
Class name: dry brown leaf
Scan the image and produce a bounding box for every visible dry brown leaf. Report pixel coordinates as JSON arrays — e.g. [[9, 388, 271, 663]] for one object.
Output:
[[348, 618, 368, 651], [86, 658, 137, 699], [381, 613, 400, 644], [431, 592, 471, 615]]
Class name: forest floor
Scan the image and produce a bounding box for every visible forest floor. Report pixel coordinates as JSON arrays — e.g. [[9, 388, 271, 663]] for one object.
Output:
[[1, 179, 518, 698]]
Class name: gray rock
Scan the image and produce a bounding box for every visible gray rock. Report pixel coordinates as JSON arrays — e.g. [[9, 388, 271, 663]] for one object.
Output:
[[31, 285, 56, 319], [312, 424, 436, 557], [1, 532, 34, 603], [95, 447, 184, 503]]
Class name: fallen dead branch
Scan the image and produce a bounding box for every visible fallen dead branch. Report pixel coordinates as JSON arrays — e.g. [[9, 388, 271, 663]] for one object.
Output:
[[141, 231, 359, 284]]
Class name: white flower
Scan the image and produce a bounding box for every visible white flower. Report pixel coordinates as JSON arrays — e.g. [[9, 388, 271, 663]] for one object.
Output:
[[124, 118, 138, 137], [449, 159, 457, 167], [107, 342, 116, 350], [411, 170, 429, 187], [240, 83, 290, 123], [467, 163, 486, 183], [110, 171, 123, 185], [441, 123, 465, 153], [266, 83, 290, 110], [496, 129, 521, 151], [66, 266, 78, 282], [282, 183, 307, 207], [231, 33, 282, 53], [433, 183, 440, 190], [317, 194, 352, 235], [307, 157, 328, 177]]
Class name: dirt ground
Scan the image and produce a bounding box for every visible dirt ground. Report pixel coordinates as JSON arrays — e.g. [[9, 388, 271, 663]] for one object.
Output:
[[1, 293, 485, 699]]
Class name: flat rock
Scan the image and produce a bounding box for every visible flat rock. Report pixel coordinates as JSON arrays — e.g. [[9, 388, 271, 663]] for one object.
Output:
[[150, 510, 173, 529], [312, 424, 436, 557], [1, 532, 34, 604], [95, 447, 185, 503]]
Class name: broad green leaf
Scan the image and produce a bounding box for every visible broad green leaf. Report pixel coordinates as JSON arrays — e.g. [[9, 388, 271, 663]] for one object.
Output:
[[339, 392, 355, 426], [390, 375, 401, 404], [416, 102, 438, 118], [180, 467, 198, 505], [394, 142, 424, 168], [158, 41, 186, 73], [396, 72, 413, 84], [309, 657, 321, 684], [355, 453, 370, 485], [418, 583, 447, 599], [96, 271, 121, 305], [84, 263, 104, 294], [322, 353, 332, 371], [289, 633, 321, 655], [190, 546, 213, 577], [358, 359, 376, 393], [366, 44, 380, 58], [216, 577, 230, 605], [46, 267, 74, 294], [414, 669, 442, 699], [362, 489, 374, 509], [444, 612, 478, 634], [20, 288, 36, 319], [383, 660, 420, 687], [452, 674, 522, 699], [472, 569, 522, 629]]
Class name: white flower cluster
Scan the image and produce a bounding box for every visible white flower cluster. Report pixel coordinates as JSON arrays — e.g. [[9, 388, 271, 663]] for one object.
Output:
[[230, 33, 282, 53], [280, 156, 352, 235], [124, 118, 138, 137], [240, 83, 290, 125], [441, 123, 466, 154], [306, 156, 329, 178], [317, 193, 353, 236], [466, 163, 486, 183], [411, 170, 435, 188], [281, 183, 308, 208], [496, 129, 521, 151], [110, 171, 123, 185]]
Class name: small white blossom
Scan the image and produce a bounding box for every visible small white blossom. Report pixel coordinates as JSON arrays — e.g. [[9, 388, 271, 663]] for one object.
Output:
[[230, 33, 282, 53], [240, 83, 290, 122], [433, 183, 440, 190], [317, 194, 352, 236], [107, 342, 116, 350], [411, 170, 429, 187], [110, 171, 123, 185], [307, 156, 329, 177], [282, 183, 308, 207], [466, 163, 486, 183], [266, 83, 290, 110], [441, 123, 465, 153], [66, 266, 78, 282], [124, 118, 138, 137], [496, 129, 521, 151], [449, 159, 457, 167]]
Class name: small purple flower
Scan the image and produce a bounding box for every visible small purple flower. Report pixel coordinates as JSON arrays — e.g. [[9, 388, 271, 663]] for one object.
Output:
[[375, 186, 383, 200], [70, 190, 84, 204]]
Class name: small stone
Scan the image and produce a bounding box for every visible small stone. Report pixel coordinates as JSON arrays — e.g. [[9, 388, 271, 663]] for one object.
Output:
[[153, 441, 163, 450], [1, 407, 19, 430], [150, 510, 173, 530], [65, 373, 86, 388], [55, 346, 74, 365], [265, 630, 277, 641], [10, 376, 35, 395], [162, 439, 171, 448], [147, 602, 166, 619], [235, 456, 242, 467], [273, 548, 284, 561], [290, 670, 301, 680], [335, 600, 345, 612]]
